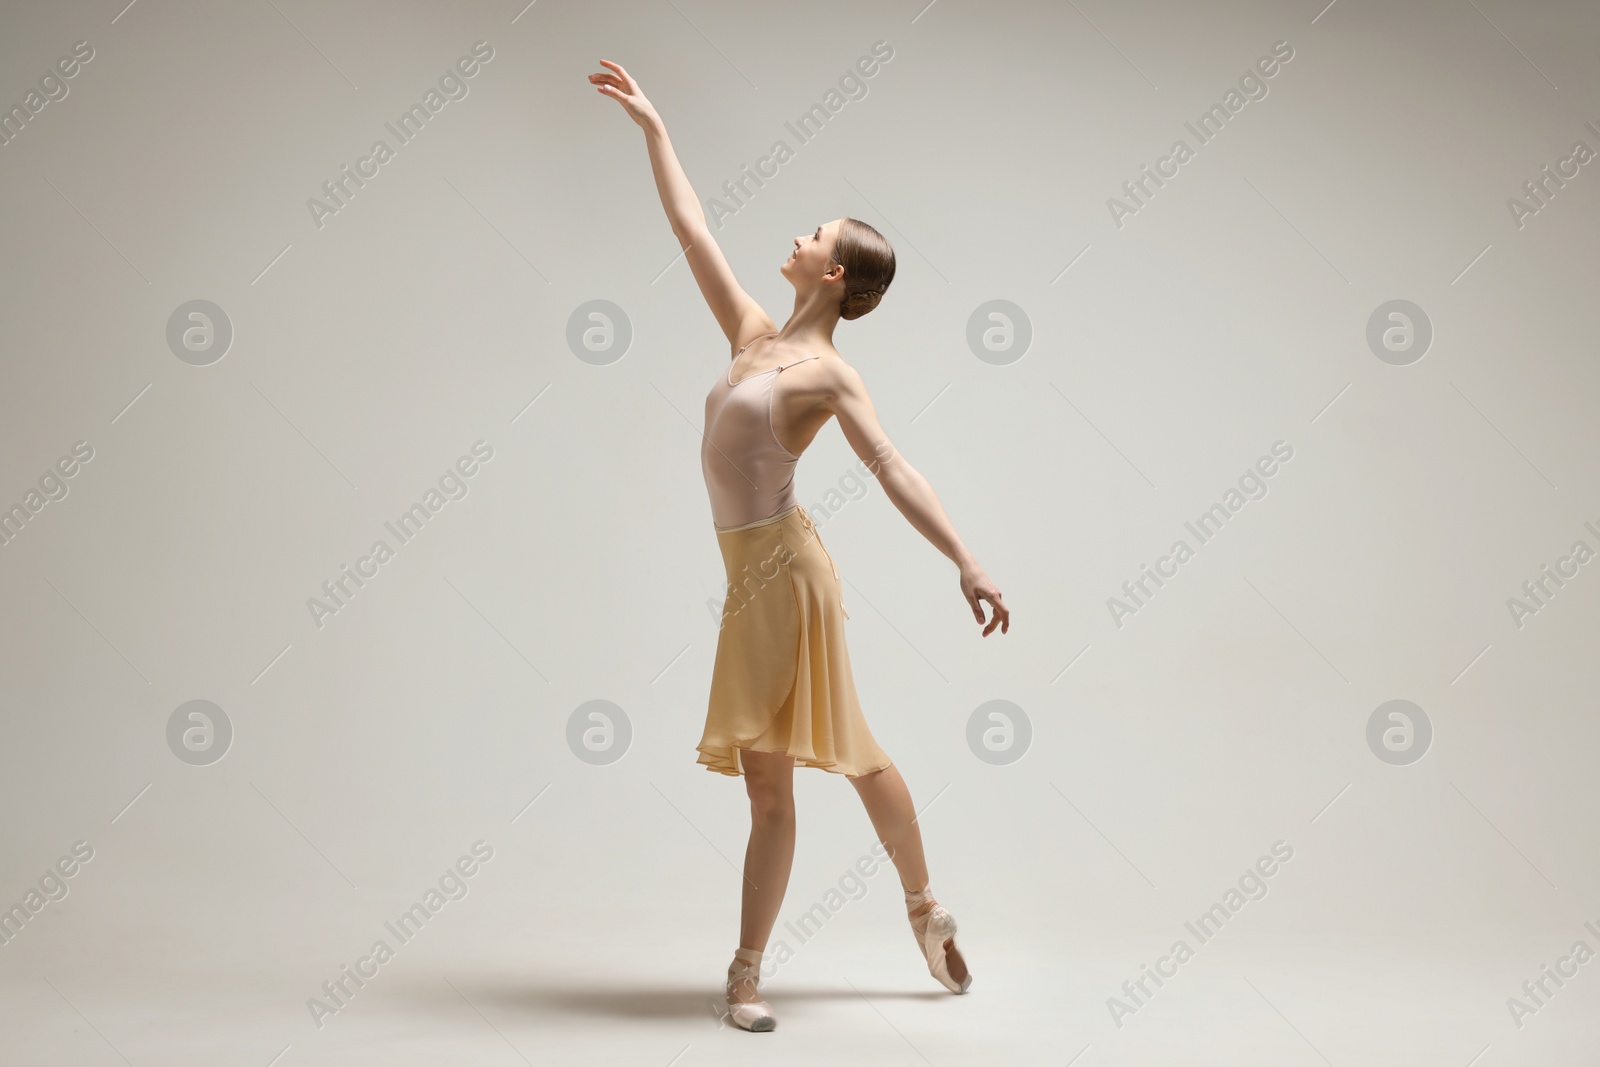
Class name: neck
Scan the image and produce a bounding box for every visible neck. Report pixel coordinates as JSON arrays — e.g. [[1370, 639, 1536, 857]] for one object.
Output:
[[777, 288, 841, 347]]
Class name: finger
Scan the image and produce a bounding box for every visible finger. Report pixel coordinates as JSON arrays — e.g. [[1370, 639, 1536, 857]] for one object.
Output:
[[980, 591, 1004, 635], [600, 59, 637, 91]]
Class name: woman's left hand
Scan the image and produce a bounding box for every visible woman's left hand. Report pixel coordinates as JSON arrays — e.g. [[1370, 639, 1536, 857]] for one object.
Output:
[[960, 563, 1009, 636]]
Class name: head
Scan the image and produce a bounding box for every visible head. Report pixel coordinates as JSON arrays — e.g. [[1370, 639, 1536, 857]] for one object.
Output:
[[781, 217, 896, 320]]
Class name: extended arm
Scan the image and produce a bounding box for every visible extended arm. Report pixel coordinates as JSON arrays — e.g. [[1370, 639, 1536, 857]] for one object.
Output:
[[826, 363, 1010, 635], [590, 60, 773, 347]]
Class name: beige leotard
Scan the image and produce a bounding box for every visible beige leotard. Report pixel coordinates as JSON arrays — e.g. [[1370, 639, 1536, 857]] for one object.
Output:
[[701, 332, 821, 529]]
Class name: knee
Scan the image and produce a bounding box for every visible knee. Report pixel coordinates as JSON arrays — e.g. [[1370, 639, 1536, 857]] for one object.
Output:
[[746, 783, 794, 824]]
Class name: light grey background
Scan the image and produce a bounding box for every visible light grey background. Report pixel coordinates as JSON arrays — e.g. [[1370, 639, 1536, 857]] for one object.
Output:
[[1, 0, 1597, 1064]]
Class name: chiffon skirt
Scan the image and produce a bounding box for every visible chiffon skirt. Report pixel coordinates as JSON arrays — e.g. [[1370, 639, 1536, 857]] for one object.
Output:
[[697, 504, 892, 778]]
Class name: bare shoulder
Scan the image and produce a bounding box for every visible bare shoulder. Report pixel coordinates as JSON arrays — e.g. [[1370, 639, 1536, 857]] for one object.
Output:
[[812, 352, 867, 401]]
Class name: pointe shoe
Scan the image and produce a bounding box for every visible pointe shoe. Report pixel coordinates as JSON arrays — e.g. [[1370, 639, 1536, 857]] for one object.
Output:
[[906, 887, 972, 994], [725, 947, 777, 1032]]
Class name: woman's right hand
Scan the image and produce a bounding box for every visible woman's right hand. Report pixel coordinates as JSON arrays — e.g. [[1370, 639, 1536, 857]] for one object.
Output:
[[588, 60, 659, 129]]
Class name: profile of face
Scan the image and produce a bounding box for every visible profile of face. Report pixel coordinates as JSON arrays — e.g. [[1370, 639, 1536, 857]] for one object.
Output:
[[781, 218, 844, 291]]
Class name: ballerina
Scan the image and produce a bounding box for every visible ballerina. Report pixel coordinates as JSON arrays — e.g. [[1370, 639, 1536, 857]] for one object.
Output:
[[590, 58, 1009, 1032]]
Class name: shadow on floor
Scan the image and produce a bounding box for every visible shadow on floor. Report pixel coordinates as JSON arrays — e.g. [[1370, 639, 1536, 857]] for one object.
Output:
[[431, 980, 952, 1022]]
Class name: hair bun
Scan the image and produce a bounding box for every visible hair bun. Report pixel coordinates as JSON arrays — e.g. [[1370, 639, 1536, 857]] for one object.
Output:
[[830, 219, 896, 321], [840, 288, 883, 320]]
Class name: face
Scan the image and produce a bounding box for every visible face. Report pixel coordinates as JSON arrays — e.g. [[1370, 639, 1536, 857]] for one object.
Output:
[[781, 219, 844, 289]]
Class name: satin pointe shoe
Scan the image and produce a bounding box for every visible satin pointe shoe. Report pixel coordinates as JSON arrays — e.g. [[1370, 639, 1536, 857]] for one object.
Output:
[[725, 947, 777, 1032], [905, 886, 972, 994]]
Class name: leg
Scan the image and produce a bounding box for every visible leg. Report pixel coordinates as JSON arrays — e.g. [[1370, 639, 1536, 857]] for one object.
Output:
[[847, 762, 928, 891], [849, 760, 970, 991], [728, 748, 796, 1004]]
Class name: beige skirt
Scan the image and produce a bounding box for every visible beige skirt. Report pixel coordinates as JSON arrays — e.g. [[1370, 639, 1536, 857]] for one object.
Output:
[[697, 504, 892, 778]]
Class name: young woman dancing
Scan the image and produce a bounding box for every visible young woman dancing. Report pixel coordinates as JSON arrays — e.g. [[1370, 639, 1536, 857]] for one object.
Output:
[[590, 59, 1010, 1032]]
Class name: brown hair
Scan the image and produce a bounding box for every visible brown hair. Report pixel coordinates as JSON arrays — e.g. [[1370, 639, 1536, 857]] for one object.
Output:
[[830, 217, 896, 320]]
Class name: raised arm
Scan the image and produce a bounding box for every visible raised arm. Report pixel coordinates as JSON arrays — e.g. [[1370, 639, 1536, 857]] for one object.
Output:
[[824, 362, 1010, 636], [589, 60, 774, 348]]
